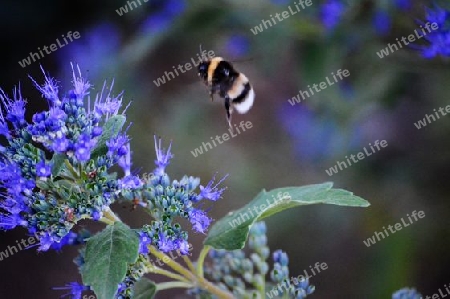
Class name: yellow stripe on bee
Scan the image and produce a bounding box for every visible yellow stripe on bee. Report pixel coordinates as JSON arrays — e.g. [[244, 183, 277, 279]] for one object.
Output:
[[227, 73, 249, 99], [207, 57, 223, 84]]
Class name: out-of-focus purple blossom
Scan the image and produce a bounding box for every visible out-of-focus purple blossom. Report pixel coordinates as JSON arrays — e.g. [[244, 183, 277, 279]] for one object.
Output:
[[417, 6, 450, 58], [279, 105, 348, 161], [373, 10, 391, 36], [320, 0, 346, 30], [57, 23, 121, 80], [394, 0, 411, 11], [141, 0, 187, 34], [225, 35, 250, 58]]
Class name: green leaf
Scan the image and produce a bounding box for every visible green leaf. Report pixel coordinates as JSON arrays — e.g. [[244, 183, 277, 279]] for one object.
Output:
[[132, 278, 157, 299], [81, 222, 140, 299], [50, 153, 67, 177], [91, 115, 126, 159], [204, 182, 370, 250]]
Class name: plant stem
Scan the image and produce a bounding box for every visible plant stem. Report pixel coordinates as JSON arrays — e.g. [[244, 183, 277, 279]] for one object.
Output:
[[156, 281, 193, 291], [151, 267, 191, 284], [103, 206, 121, 222], [196, 245, 211, 278], [181, 255, 197, 274], [143, 256, 191, 283], [149, 246, 234, 299], [197, 276, 234, 299], [99, 217, 115, 225], [149, 246, 196, 281]]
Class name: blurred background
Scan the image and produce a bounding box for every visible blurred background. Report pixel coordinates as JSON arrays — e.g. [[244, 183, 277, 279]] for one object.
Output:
[[1, 0, 449, 298]]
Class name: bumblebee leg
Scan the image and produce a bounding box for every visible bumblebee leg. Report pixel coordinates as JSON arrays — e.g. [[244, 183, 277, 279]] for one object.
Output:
[[225, 96, 232, 128], [210, 87, 215, 102]]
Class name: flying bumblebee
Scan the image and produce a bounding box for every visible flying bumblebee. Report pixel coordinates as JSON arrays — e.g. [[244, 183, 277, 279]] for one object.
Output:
[[198, 56, 255, 127]]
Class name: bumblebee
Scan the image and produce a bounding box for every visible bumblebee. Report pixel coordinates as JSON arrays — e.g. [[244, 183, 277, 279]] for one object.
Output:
[[198, 57, 255, 127]]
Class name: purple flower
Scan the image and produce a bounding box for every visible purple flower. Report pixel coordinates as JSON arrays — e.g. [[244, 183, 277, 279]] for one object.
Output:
[[394, 0, 411, 11], [417, 6, 450, 58], [92, 210, 102, 221], [50, 231, 77, 251], [176, 239, 190, 255], [138, 232, 152, 254], [373, 10, 391, 36], [71, 63, 91, 99], [118, 143, 132, 175], [107, 134, 129, 157], [6, 98, 26, 126], [94, 85, 123, 120], [118, 175, 142, 189], [58, 23, 121, 81], [37, 232, 55, 251], [225, 35, 250, 57], [29, 66, 60, 105], [189, 208, 211, 234], [0, 213, 26, 230], [53, 282, 89, 299], [278, 104, 355, 161], [74, 133, 96, 162], [198, 173, 228, 201], [321, 0, 346, 30], [140, 0, 187, 34], [46, 107, 67, 129], [0, 88, 26, 129], [35, 160, 51, 177], [154, 136, 173, 175], [92, 126, 102, 137], [157, 232, 175, 252], [165, 0, 186, 16], [52, 135, 70, 152]]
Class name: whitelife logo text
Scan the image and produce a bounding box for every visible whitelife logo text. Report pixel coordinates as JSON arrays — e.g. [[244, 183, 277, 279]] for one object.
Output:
[[325, 140, 388, 176], [18, 31, 81, 68], [363, 210, 425, 247]]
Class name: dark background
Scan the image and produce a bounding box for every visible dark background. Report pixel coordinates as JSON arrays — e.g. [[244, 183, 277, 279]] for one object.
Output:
[[1, 0, 449, 298]]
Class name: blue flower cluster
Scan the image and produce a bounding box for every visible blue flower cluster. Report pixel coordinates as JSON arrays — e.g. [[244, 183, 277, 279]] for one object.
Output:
[[419, 6, 450, 58], [271, 249, 315, 299], [0, 65, 130, 251], [122, 136, 228, 255], [203, 222, 315, 298], [392, 287, 423, 299]]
